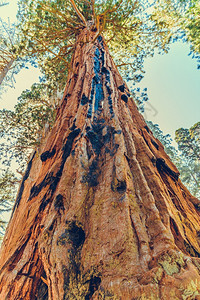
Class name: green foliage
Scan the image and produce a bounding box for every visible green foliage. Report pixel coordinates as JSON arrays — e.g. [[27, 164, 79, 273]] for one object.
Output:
[[175, 122, 200, 161], [151, 0, 200, 67], [0, 18, 16, 89], [147, 120, 179, 160], [16, 0, 178, 92], [175, 122, 200, 197], [184, 1, 200, 58], [0, 83, 58, 172], [0, 169, 19, 239], [0, 1, 9, 7], [147, 121, 200, 198]]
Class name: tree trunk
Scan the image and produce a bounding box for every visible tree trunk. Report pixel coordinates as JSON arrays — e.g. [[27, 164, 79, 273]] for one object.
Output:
[[1, 29, 200, 300], [0, 57, 14, 86]]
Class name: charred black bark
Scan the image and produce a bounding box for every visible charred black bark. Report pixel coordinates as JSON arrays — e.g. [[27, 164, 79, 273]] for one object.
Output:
[[156, 158, 179, 181], [40, 148, 56, 162]]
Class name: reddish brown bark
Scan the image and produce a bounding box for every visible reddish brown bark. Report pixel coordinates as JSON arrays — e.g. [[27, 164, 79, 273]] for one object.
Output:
[[1, 29, 200, 299]]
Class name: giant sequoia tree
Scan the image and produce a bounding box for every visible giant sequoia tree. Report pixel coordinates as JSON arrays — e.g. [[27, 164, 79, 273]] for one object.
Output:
[[1, 1, 200, 299]]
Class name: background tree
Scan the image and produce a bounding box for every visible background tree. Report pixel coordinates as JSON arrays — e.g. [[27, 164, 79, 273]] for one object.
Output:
[[0, 83, 59, 239], [0, 83, 58, 171], [0, 2, 9, 8], [151, 0, 200, 68], [0, 169, 18, 240], [0, 19, 16, 88], [175, 122, 200, 197]]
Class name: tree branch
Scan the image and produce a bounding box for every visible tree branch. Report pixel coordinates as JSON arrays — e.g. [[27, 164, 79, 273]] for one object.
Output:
[[69, 0, 87, 27]]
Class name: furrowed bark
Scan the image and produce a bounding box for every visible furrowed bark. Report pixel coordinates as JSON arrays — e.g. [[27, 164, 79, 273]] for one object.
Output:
[[1, 28, 200, 300]]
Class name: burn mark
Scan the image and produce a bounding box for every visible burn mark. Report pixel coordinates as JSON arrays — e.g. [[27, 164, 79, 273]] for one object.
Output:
[[97, 35, 103, 42], [69, 118, 76, 131], [29, 129, 81, 201], [87, 77, 95, 118], [81, 93, 89, 105], [117, 181, 127, 193], [66, 221, 85, 248], [48, 219, 56, 231], [144, 125, 150, 133], [63, 229, 85, 298], [151, 139, 159, 150], [56, 128, 80, 172], [86, 143, 93, 160], [94, 47, 104, 112], [118, 84, 125, 93], [86, 119, 119, 157], [91, 26, 98, 32], [121, 94, 128, 103], [184, 241, 200, 258], [39, 195, 50, 212], [87, 36, 114, 118], [95, 82, 104, 111], [101, 66, 107, 74], [85, 276, 101, 300], [86, 121, 105, 156], [82, 160, 99, 187], [193, 202, 200, 211], [156, 158, 179, 181], [54, 194, 65, 211], [111, 179, 127, 194], [35, 270, 48, 300], [118, 83, 130, 99], [114, 129, 122, 135], [58, 222, 85, 248], [110, 144, 119, 157], [40, 148, 56, 162], [29, 172, 53, 200], [12, 151, 36, 215], [64, 93, 71, 102]]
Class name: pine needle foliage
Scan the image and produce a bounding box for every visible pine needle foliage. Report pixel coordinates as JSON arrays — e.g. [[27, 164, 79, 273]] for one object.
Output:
[[0, 169, 19, 240], [16, 0, 175, 91], [0, 83, 58, 172], [148, 120, 200, 199]]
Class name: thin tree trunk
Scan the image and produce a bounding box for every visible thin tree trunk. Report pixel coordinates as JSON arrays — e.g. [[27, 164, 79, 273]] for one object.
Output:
[[0, 57, 14, 86], [1, 29, 200, 299]]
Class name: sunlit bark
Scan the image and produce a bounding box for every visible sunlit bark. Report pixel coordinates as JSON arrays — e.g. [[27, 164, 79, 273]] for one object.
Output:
[[0, 29, 200, 299]]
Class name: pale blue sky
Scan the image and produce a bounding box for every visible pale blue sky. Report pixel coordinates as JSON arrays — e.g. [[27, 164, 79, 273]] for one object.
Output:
[[140, 42, 200, 139], [1, 1, 200, 142]]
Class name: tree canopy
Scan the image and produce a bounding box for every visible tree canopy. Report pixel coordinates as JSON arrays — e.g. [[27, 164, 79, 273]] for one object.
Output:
[[1, 0, 200, 89], [16, 0, 174, 91]]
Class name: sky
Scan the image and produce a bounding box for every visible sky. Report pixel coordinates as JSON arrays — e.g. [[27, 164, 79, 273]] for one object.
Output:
[[0, 1, 200, 143], [140, 42, 200, 139]]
